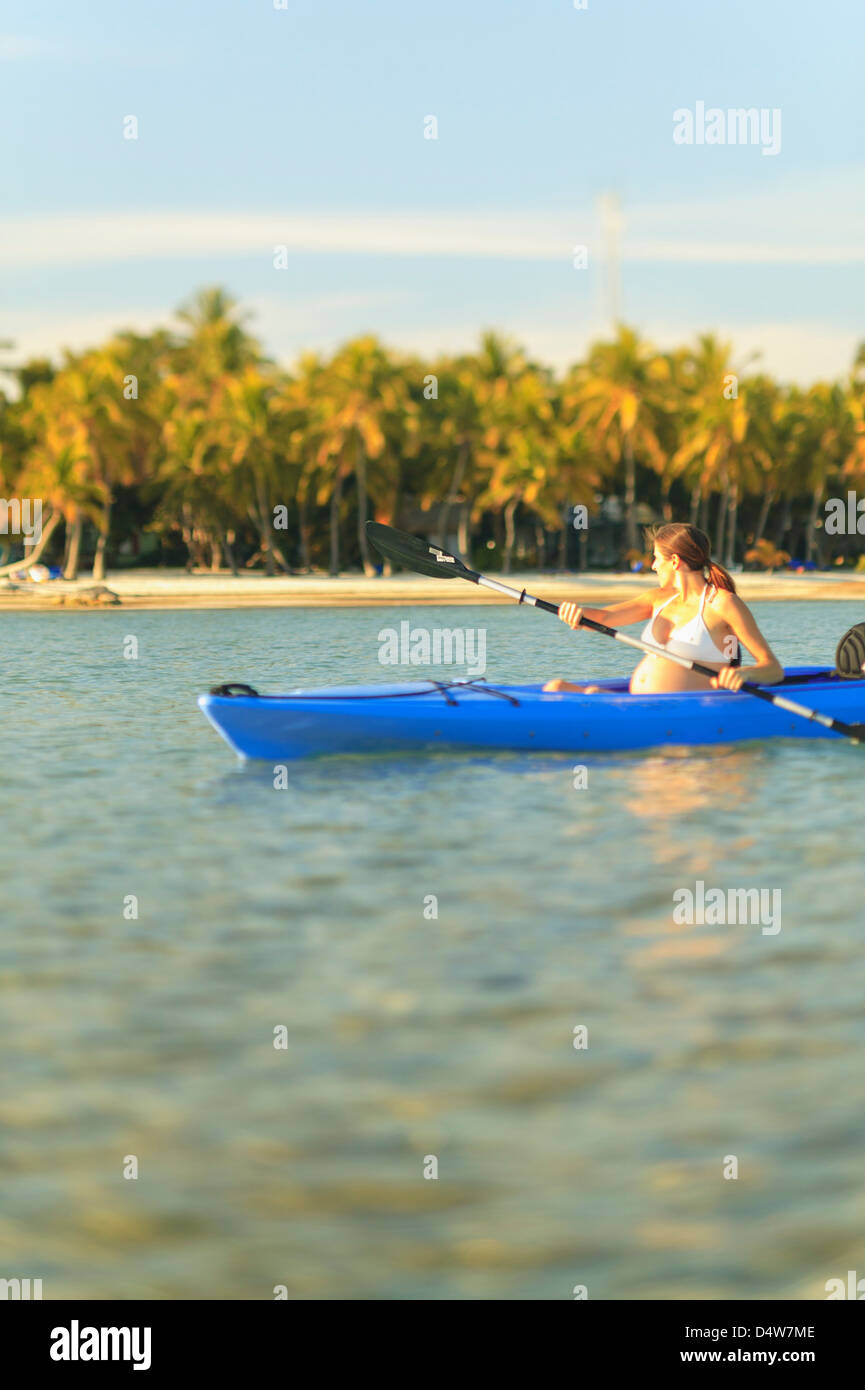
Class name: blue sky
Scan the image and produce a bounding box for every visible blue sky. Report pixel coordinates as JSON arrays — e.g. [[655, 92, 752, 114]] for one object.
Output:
[[3, 0, 864, 381]]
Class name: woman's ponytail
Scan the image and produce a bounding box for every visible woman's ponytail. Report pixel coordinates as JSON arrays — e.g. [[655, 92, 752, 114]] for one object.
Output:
[[706, 559, 737, 595]]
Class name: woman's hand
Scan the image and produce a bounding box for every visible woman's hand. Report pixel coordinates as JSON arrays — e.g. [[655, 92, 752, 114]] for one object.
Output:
[[711, 665, 747, 691], [558, 601, 584, 631]]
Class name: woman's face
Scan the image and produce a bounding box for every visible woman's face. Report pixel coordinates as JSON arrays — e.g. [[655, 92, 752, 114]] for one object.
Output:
[[651, 546, 677, 583]]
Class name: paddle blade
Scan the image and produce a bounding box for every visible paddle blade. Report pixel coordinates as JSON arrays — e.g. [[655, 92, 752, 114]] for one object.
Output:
[[836, 622, 865, 679], [366, 521, 478, 581]]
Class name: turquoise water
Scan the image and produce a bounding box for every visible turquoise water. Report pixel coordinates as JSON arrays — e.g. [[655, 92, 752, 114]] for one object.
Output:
[[1, 601, 863, 1300]]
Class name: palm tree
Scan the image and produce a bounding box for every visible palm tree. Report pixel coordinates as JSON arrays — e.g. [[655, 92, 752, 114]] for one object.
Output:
[[842, 344, 865, 510], [311, 337, 414, 575], [174, 287, 265, 375], [565, 326, 667, 554], [12, 340, 160, 579], [668, 335, 765, 564], [797, 382, 855, 563], [217, 366, 293, 573], [156, 291, 276, 571], [422, 352, 486, 553]]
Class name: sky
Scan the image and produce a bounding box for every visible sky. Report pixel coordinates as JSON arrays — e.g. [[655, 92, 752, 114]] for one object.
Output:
[[3, 0, 864, 383]]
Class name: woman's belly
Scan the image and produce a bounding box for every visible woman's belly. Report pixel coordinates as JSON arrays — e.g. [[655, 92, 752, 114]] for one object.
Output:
[[629, 654, 722, 694]]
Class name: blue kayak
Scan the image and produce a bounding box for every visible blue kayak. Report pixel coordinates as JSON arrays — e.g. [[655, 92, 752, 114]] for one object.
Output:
[[198, 666, 864, 760]]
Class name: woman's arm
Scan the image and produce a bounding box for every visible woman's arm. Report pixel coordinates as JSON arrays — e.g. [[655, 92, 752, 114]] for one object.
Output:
[[712, 592, 784, 688], [557, 590, 662, 631]]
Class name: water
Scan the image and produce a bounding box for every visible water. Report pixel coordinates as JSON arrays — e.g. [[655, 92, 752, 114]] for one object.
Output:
[[1, 601, 863, 1300]]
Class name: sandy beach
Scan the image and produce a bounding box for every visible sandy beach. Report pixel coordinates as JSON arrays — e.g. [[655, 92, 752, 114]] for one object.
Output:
[[1, 567, 864, 611]]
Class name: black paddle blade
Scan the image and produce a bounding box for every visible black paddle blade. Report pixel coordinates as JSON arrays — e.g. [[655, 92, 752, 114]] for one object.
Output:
[[366, 521, 478, 581], [836, 622, 865, 679]]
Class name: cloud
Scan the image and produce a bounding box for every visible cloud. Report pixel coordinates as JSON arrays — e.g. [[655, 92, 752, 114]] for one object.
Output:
[[0, 32, 175, 66], [0, 211, 585, 268], [0, 36, 45, 59], [2, 176, 865, 272], [627, 241, 865, 265]]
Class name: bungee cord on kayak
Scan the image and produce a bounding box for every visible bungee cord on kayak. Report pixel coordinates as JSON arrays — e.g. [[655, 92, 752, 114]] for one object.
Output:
[[209, 678, 522, 706]]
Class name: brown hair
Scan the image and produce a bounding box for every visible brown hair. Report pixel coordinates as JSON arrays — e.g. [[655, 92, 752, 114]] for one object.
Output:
[[646, 523, 737, 595]]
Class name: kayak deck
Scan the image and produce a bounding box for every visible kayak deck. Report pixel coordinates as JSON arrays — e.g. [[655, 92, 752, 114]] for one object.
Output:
[[198, 666, 865, 760]]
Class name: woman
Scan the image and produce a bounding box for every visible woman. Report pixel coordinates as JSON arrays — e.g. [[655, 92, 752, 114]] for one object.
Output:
[[543, 523, 784, 695]]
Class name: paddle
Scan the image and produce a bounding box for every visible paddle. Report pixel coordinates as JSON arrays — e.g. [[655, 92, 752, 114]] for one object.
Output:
[[366, 521, 865, 745]]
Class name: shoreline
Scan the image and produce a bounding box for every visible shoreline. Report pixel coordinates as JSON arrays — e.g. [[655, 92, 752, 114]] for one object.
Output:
[[2, 568, 865, 611]]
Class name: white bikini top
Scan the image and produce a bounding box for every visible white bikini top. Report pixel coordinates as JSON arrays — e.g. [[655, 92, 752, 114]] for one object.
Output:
[[641, 585, 738, 665]]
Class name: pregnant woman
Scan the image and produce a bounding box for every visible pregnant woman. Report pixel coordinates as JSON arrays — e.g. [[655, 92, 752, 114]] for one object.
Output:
[[543, 523, 784, 694]]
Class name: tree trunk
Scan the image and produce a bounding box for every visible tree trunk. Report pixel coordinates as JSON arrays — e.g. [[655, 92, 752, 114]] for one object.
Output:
[[558, 516, 568, 571], [623, 433, 637, 551], [192, 526, 208, 569], [438, 441, 468, 549], [92, 494, 112, 581], [774, 498, 793, 549], [534, 520, 545, 569], [502, 498, 518, 574], [210, 535, 223, 571], [577, 525, 588, 572], [714, 476, 728, 560], [255, 472, 275, 575], [805, 483, 824, 563], [329, 472, 343, 576], [660, 477, 673, 522], [689, 486, 701, 527], [457, 503, 470, 559], [724, 483, 739, 569], [225, 530, 239, 577], [0, 508, 62, 576], [355, 442, 375, 576], [753, 489, 775, 545], [492, 509, 505, 566], [64, 513, 83, 579], [298, 492, 312, 571], [381, 472, 404, 576]]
